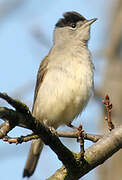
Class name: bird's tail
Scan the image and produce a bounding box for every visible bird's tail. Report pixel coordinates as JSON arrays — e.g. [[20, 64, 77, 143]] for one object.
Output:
[[23, 139, 44, 177]]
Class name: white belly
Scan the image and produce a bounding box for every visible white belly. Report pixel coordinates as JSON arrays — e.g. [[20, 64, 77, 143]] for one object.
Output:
[[33, 57, 94, 129]]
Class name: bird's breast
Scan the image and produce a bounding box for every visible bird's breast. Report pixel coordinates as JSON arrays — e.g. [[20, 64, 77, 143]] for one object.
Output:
[[33, 51, 94, 128]]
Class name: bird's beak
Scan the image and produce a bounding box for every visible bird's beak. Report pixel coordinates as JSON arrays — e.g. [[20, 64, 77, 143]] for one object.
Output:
[[85, 18, 97, 26]]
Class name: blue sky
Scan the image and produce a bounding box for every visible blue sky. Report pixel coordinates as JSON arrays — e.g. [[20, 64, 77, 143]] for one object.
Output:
[[0, 0, 113, 180]]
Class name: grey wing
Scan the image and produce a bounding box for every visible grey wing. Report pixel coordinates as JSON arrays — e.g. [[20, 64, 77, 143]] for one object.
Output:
[[32, 56, 48, 112]]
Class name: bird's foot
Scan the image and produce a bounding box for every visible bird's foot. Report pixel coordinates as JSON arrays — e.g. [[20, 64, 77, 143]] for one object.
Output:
[[49, 126, 57, 136], [67, 123, 84, 133]]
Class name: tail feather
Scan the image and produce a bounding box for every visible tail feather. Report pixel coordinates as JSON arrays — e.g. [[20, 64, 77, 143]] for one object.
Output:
[[23, 139, 44, 177]]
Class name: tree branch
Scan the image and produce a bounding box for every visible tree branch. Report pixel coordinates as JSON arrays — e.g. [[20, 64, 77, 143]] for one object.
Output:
[[48, 125, 122, 180], [0, 93, 122, 180]]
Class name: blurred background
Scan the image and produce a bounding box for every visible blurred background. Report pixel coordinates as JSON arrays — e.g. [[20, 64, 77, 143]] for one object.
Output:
[[0, 0, 121, 180]]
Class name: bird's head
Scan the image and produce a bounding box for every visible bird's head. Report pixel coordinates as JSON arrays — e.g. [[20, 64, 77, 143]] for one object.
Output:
[[54, 11, 97, 45]]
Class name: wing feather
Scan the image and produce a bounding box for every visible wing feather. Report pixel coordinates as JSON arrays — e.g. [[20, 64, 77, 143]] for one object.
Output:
[[32, 56, 48, 112]]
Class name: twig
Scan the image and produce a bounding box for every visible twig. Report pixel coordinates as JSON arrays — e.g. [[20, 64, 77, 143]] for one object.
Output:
[[0, 121, 10, 138], [0, 122, 7, 128], [102, 94, 115, 131], [77, 125, 85, 158], [57, 131, 102, 142], [83, 133, 103, 142], [1, 130, 103, 144], [2, 133, 38, 144]]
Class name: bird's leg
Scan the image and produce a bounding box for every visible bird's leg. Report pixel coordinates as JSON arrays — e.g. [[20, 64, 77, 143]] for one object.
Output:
[[67, 123, 84, 133], [67, 123, 78, 130], [67, 123, 85, 140]]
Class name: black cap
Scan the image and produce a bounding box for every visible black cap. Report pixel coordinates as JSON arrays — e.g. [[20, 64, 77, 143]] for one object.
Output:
[[56, 11, 86, 28]]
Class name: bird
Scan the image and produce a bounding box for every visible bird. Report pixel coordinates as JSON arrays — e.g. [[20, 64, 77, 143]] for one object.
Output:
[[23, 11, 97, 178]]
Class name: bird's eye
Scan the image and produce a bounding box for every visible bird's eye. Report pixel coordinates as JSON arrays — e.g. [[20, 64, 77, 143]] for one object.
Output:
[[71, 23, 76, 28]]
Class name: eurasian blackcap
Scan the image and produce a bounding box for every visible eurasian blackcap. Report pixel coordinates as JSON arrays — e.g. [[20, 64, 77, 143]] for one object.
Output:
[[23, 11, 97, 177]]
